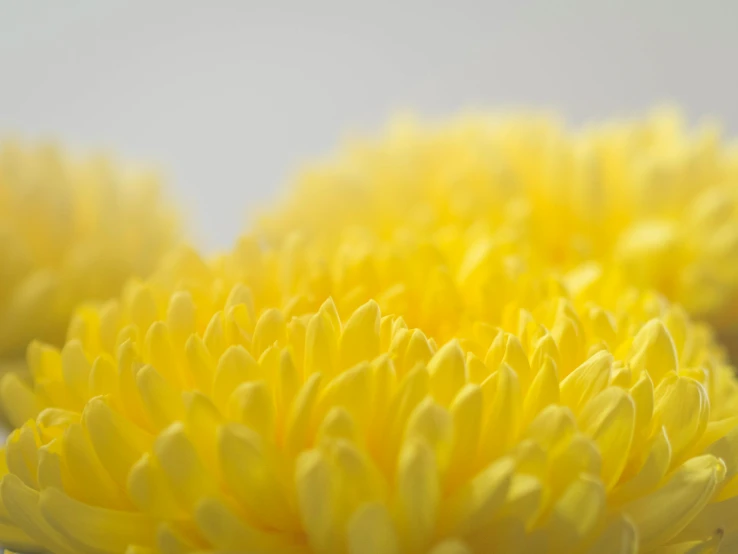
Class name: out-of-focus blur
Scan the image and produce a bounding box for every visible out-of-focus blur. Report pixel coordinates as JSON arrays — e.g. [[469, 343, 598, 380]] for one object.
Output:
[[5, 4, 738, 550], [0, 1, 735, 249], [0, 140, 179, 369]]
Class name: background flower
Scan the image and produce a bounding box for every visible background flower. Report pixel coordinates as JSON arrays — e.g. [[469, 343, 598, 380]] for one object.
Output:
[[258, 108, 738, 355], [0, 140, 180, 371]]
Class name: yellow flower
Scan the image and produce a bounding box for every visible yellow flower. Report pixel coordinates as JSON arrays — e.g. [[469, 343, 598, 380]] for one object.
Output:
[[0, 245, 737, 553], [0, 140, 180, 367], [259, 107, 738, 350]]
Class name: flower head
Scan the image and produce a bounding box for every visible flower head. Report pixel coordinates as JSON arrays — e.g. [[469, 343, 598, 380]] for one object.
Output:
[[259, 108, 738, 350], [0, 245, 737, 553], [0, 140, 179, 366]]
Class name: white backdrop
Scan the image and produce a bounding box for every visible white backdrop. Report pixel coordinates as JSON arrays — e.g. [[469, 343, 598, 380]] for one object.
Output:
[[1, 1, 736, 249]]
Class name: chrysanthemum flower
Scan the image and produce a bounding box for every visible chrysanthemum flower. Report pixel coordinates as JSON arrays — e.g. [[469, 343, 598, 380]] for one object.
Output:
[[1, 245, 737, 553], [0, 140, 179, 369], [258, 107, 738, 351]]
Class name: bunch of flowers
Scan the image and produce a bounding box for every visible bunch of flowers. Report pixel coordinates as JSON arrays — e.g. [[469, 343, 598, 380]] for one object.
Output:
[[2, 110, 738, 553]]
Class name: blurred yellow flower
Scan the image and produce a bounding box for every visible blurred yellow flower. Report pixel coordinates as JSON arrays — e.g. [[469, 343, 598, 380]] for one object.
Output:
[[0, 140, 180, 368], [0, 244, 736, 552], [259, 107, 738, 351]]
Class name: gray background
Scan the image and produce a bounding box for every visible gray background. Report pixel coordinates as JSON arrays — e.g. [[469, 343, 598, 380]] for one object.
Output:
[[0, 1, 735, 249]]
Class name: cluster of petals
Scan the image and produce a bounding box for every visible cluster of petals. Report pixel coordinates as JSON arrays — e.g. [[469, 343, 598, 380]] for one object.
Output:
[[0, 141, 179, 370], [259, 108, 738, 347], [0, 241, 735, 553], [3, 110, 738, 553]]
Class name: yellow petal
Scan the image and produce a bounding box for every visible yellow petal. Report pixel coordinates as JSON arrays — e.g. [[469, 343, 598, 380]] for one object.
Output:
[[0, 373, 42, 429], [347, 502, 399, 554], [587, 307, 618, 349], [339, 300, 380, 370], [60, 340, 91, 406], [316, 362, 372, 431], [184, 335, 215, 395], [1, 474, 77, 554], [653, 377, 709, 463], [499, 474, 543, 526], [5, 425, 39, 489], [465, 516, 544, 553], [442, 456, 514, 537], [203, 311, 227, 360], [154, 423, 217, 510], [427, 539, 472, 554], [548, 433, 602, 496], [0, 519, 38, 554], [144, 322, 179, 387], [61, 422, 128, 509], [26, 341, 62, 382], [427, 340, 466, 407], [285, 373, 322, 457], [227, 380, 275, 439], [156, 520, 204, 553], [295, 450, 338, 554], [330, 439, 386, 511], [276, 348, 301, 413], [317, 407, 358, 446], [211, 345, 260, 409], [524, 404, 576, 451], [671, 490, 738, 544], [559, 350, 612, 413], [218, 422, 296, 531], [502, 335, 532, 392], [529, 353, 564, 421], [629, 371, 655, 449], [39, 486, 157, 553], [465, 352, 488, 385], [579, 387, 635, 490], [479, 363, 521, 463], [225, 283, 255, 319], [529, 333, 561, 377], [83, 397, 154, 487], [136, 365, 185, 431], [447, 384, 483, 487], [551, 315, 582, 378], [610, 426, 671, 505], [400, 330, 434, 376], [396, 440, 440, 553], [89, 354, 119, 398], [690, 417, 738, 469], [623, 455, 726, 549], [98, 301, 121, 354], [129, 284, 158, 335], [650, 530, 723, 554], [37, 444, 63, 490], [583, 515, 638, 554], [252, 308, 286, 359], [183, 392, 222, 476], [318, 297, 341, 335], [165, 291, 196, 345], [405, 399, 453, 472], [547, 474, 606, 551], [194, 496, 296, 551], [629, 319, 678, 383], [305, 312, 338, 379], [379, 365, 429, 473], [379, 315, 398, 355], [127, 454, 183, 519]]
